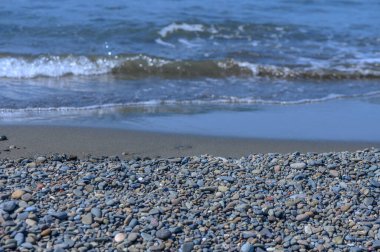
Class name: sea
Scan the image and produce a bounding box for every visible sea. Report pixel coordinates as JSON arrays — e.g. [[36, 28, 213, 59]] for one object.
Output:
[[1, 0, 380, 141]]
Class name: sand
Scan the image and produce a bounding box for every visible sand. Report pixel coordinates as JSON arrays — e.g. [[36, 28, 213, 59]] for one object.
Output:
[[0, 125, 379, 159]]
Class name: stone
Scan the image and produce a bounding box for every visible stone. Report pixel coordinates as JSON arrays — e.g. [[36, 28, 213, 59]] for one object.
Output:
[[15, 233, 25, 245], [329, 170, 339, 177], [1, 201, 18, 213], [296, 213, 310, 221], [26, 219, 37, 226], [372, 240, 380, 249], [181, 242, 194, 252], [218, 186, 229, 192], [156, 229, 172, 240], [50, 211, 68, 221], [91, 207, 102, 218], [114, 233, 126, 243], [332, 236, 343, 245], [127, 233, 139, 242], [290, 162, 306, 169], [81, 213, 93, 225], [41, 228, 51, 237], [241, 242, 254, 252], [11, 189, 25, 199], [21, 193, 33, 201]]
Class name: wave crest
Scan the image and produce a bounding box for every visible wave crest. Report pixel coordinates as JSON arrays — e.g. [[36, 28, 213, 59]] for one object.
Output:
[[0, 54, 380, 80]]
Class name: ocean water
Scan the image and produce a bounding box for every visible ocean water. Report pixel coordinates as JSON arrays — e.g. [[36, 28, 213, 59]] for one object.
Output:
[[1, 0, 380, 139]]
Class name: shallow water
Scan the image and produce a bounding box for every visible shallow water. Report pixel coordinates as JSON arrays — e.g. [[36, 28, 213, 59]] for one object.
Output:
[[0, 0, 379, 139]]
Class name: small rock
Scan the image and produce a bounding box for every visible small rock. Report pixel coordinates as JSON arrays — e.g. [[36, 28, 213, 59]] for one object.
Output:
[[26, 219, 37, 226], [81, 213, 93, 225], [372, 240, 380, 249], [241, 242, 254, 252], [333, 236, 343, 245], [0, 135, 7, 141], [181, 242, 194, 252], [91, 208, 102, 218], [114, 233, 126, 243], [156, 229, 171, 240], [296, 213, 310, 221], [15, 233, 25, 246], [127, 233, 139, 242], [21, 193, 33, 202], [50, 211, 68, 221], [1, 201, 18, 213], [11, 189, 25, 199], [290, 162, 306, 169], [218, 186, 229, 192], [41, 228, 51, 237], [329, 170, 339, 177]]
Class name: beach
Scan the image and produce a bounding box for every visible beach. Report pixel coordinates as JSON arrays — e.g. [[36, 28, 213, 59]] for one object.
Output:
[[1, 0, 380, 251], [1, 143, 380, 251], [1, 125, 379, 160]]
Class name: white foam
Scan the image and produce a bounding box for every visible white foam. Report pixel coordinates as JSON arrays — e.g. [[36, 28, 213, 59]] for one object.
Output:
[[0, 55, 121, 78], [155, 38, 175, 48], [2, 90, 380, 118], [158, 23, 204, 37]]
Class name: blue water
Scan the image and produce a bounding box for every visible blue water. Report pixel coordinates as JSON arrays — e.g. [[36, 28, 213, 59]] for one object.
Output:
[[0, 0, 380, 139]]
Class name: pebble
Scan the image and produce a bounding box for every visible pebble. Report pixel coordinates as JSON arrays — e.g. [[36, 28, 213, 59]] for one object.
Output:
[[241, 242, 255, 252], [0, 135, 7, 141], [0, 150, 379, 251], [181, 242, 194, 252], [127, 233, 139, 242], [81, 213, 93, 225], [290, 162, 306, 169], [11, 189, 25, 199], [91, 207, 102, 218], [1, 201, 18, 212], [114, 233, 126, 243], [156, 229, 172, 240]]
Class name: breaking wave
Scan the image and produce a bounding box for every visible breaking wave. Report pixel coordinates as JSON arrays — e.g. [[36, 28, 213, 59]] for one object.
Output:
[[1, 54, 380, 80]]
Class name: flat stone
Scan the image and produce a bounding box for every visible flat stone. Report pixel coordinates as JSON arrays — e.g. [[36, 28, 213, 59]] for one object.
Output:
[[114, 233, 126, 243], [218, 186, 229, 192], [41, 228, 51, 237], [91, 208, 102, 218], [21, 193, 33, 201], [25, 219, 37, 226], [81, 213, 93, 225], [49, 211, 68, 221], [181, 242, 194, 252], [11, 189, 25, 199], [141, 232, 153, 241], [127, 232, 139, 242], [333, 236, 343, 245], [296, 213, 310, 221], [15, 233, 25, 245], [372, 240, 380, 249], [340, 204, 351, 212], [1, 201, 18, 213], [329, 170, 339, 177], [156, 229, 171, 240], [36, 156, 46, 163], [290, 162, 306, 169], [241, 242, 254, 252]]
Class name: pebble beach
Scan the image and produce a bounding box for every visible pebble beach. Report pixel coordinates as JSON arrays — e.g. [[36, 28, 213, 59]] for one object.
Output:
[[1, 149, 380, 251]]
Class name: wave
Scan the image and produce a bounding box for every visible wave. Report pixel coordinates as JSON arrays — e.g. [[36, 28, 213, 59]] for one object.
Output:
[[1, 91, 380, 116], [0, 54, 380, 80]]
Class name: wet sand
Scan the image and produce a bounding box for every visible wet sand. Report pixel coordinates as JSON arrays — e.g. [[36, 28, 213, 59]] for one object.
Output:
[[0, 125, 379, 159]]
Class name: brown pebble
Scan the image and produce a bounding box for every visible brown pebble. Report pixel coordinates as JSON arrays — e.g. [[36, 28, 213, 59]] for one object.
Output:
[[11, 189, 25, 199], [41, 228, 51, 237]]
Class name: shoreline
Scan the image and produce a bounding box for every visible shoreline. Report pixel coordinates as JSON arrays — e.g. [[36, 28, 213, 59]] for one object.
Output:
[[1, 125, 379, 159]]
